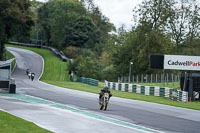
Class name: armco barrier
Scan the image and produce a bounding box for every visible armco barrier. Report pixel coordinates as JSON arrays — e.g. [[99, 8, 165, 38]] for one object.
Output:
[[8, 42, 67, 62], [77, 77, 98, 86], [105, 81, 188, 102]]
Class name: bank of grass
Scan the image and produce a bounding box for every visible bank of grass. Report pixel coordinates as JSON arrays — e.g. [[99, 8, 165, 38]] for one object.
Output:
[[0, 110, 51, 133], [6, 44, 200, 110], [137, 82, 180, 89], [6, 50, 16, 70]]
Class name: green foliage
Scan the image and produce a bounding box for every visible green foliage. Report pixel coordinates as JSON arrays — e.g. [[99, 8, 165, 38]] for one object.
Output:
[[0, 0, 34, 60], [101, 65, 116, 81], [64, 46, 81, 59], [110, 0, 200, 77], [111, 25, 173, 77], [64, 16, 100, 48], [36, 0, 114, 50], [74, 56, 103, 80], [37, 0, 103, 49]]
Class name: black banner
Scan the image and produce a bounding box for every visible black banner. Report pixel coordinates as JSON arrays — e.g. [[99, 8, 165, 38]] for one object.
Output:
[[150, 55, 164, 69]]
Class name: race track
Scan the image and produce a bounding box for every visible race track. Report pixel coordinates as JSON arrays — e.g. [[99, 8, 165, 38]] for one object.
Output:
[[1, 47, 200, 133]]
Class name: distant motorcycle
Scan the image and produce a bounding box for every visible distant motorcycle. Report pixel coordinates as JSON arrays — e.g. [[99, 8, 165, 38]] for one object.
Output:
[[99, 92, 109, 110]]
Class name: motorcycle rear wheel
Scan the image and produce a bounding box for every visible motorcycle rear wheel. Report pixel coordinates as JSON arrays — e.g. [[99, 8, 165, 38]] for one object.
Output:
[[104, 102, 107, 110]]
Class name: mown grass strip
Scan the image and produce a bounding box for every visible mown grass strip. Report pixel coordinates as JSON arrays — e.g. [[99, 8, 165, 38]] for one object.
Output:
[[0, 110, 52, 133], [6, 44, 200, 110], [6, 50, 16, 70], [137, 82, 180, 89]]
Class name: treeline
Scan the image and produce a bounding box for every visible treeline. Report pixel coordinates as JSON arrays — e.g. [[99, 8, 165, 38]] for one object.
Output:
[[32, 0, 115, 81], [1, 0, 200, 81], [111, 0, 200, 78]]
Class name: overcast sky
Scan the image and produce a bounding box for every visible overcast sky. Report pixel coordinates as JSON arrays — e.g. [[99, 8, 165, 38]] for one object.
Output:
[[93, 0, 143, 30], [37, 0, 143, 30]]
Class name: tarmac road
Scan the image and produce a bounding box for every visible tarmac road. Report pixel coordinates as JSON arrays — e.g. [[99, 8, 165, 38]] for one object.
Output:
[[1, 47, 200, 133]]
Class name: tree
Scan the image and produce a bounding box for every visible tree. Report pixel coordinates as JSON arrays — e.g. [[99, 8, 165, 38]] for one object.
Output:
[[80, 0, 115, 53], [63, 16, 100, 48], [185, 4, 200, 46], [133, 0, 174, 30], [37, 0, 88, 49], [74, 56, 103, 79], [0, 0, 34, 60], [167, 2, 191, 46], [37, 2, 51, 44]]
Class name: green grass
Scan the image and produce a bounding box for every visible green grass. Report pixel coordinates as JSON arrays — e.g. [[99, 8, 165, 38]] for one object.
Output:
[[6, 44, 200, 110], [0, 110, 52, 133], [136, 82, 180, 89], [6, 50, 16, 70]]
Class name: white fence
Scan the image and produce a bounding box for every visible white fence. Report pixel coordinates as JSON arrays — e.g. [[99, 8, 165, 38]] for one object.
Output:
[[105, 80, 188, 102]]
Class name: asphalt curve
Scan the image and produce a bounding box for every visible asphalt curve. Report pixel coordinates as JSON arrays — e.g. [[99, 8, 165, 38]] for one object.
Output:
[[5, 47, 200, 133]]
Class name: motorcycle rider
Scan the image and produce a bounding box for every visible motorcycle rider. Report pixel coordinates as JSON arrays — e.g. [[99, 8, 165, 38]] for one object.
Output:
[[99, 86, 112, 104]]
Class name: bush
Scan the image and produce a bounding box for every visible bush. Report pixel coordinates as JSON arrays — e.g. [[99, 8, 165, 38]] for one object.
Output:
[[74, 56, 103, 80], [102, 65, 116, 81], [64, 46, 81, 59]]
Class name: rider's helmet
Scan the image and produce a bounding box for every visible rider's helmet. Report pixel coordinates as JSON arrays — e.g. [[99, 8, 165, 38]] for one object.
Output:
[[104, 86, 109, 91]]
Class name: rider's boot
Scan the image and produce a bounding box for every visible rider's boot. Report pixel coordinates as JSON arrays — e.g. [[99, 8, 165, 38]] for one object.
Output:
[[99, 98, 101, 104]]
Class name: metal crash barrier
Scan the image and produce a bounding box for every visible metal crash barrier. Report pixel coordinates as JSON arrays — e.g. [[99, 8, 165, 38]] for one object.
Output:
[[77, 77, 99, 86], [0, 59, 16, 93], [8, 42, 67, 62]]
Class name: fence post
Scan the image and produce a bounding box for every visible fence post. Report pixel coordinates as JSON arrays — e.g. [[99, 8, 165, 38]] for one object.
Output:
[[178, 74, 180, 82], [156, 73, 158, 83], [141, 74, 143, 83], [146, 74, 148, 83], [167, 73, 168, 85], [175, 74, 177, 82], [151, 74, 152, 83]]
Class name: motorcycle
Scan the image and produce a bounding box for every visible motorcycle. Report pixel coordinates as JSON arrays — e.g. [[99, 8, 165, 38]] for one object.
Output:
[[99, 92, 109, 110]]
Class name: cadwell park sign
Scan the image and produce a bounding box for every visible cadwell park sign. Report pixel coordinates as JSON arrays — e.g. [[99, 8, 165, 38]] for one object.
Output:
[[164, 55, 200, 71], [150, 54, 200, 102]]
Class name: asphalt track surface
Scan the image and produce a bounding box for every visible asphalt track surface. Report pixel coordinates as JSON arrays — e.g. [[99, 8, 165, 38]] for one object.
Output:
[[1, 47, 200, 133]]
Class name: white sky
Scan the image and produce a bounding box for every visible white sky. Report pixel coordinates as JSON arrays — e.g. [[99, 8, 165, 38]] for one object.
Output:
[[93, 0, 143, 30], [37, 0, 143, 30]]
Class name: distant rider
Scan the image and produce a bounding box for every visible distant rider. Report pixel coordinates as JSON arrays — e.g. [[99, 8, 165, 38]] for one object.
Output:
[[28, 72, 31, 79], [99, 86, 112, 104], [26, 69, 30, 75], [31, 73, 35, 81]]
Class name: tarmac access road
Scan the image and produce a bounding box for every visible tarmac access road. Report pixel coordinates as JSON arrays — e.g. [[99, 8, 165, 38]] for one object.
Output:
[[1, 47, 200, 133]]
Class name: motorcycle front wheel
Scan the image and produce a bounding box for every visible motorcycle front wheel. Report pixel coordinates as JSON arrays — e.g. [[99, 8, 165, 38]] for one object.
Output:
[[100, 104, 104, 110], [104, 102, 107, 110]]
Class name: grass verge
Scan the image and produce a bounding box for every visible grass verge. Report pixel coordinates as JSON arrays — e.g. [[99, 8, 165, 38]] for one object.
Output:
[[6, 44, 200, 110], [0, 110, 51, 133], [136, 82, 180, 89], [6, 50, 16, 70]]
